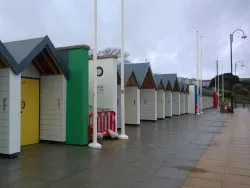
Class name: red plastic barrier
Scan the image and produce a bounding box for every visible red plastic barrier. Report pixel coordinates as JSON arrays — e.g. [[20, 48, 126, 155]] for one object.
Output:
[[213, 92, 218, 108], [88, 111, 116, 140]]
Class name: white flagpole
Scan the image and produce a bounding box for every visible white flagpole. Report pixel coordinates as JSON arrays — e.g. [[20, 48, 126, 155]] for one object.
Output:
[[200, 35, 203, 114], [89, 0, 102, 149], [196, 30, 200, 115], [222, 63, 224, 102], [218, 59, 220, 109], [119, 0, 128, 139]]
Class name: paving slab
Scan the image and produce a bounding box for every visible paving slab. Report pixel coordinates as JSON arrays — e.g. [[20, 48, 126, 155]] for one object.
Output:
[[182, 108, 250, 188], [0, 109, 229, 188]]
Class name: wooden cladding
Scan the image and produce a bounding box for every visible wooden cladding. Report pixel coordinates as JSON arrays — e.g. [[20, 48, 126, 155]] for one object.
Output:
[[126, 72, 138, 87], [117, 72, 121, 85], [173, 79, 180, 92], [0, 56, 9, 69], [166, 81, 172, 91], [158, 80, 164, 90], [33, 47, 63, 76], [142, 69, 155, 89]]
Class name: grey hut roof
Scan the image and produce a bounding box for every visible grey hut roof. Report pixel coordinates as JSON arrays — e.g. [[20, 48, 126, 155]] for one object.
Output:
[[153, 74, 164, 90], [1, 36, 68, 78], [178, 77, 189, 93], [124, 63, 157, 89], [155, 73, 178, 91], [117, 64, 138, 86]]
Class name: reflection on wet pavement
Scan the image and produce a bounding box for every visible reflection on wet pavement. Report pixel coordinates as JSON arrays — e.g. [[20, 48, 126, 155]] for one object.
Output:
[[0, 109, 228, 188]]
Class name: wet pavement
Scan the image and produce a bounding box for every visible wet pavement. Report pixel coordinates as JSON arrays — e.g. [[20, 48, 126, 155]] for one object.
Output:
[[0, 109, 229, 188], [183, 108, 250, 188]]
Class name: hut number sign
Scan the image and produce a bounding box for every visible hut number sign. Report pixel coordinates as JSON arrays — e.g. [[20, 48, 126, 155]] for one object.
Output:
[[97, 85, 104, 93]]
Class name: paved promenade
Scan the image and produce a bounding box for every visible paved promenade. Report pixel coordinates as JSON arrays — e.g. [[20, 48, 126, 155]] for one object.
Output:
[[1, 108, 249, 188], [183, 108, 250, 188]]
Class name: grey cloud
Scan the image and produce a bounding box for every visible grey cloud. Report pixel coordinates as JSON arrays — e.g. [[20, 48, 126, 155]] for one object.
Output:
[[0, 0, 249, 79]]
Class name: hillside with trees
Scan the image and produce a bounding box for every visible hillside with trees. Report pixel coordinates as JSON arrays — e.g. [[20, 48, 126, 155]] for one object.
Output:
[[209, 73, 250, 104]]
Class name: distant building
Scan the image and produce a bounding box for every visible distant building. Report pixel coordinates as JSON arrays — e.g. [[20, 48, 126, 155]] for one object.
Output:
[[202, 80, 211, 87]]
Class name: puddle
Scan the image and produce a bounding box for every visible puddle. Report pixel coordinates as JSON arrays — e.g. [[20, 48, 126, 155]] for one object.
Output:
[[173, 166, 207, 173]]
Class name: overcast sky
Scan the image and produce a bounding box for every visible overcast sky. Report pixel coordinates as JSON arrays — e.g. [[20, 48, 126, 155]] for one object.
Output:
[[0, 0, 249, 79]]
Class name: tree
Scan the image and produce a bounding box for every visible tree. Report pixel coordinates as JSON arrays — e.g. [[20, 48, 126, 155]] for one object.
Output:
[[89, 47, 130, 63], [209, 73, 239, 90], [98, 47, 130, 60]]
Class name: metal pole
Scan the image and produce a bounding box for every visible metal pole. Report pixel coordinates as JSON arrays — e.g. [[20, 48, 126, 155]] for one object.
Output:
[[235, 63, 237, 75], [222, 63, 224, 103], [119, 0, 128, 139], [89, 0, 102, 149], [218, 60, 220, 109], [216, 60, 218, 107], [196, 31, 200, 115], [215, 68, 217, 92], [200, 35, 203, 113], [230, 34, 234, 112]]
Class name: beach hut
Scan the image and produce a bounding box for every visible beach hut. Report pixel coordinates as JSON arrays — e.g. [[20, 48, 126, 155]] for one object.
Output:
[[88, 55, 118, 130], [178, 80, 186, 115], [188, 84, 196, 114], [0, 36, 73, 158], [126, 63, 157, 121], [171, 75, 181, 116], [185, 84, 189, 114], [117, 64, 140, 127], [154, 74, 165, 119]]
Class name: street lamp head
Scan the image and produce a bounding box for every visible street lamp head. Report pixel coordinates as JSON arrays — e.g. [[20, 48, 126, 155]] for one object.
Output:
[[242, 34, 247, 39]]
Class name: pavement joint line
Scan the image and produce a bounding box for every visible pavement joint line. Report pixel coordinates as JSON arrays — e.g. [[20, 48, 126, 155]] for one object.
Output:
[[183, 109, 250, 187]]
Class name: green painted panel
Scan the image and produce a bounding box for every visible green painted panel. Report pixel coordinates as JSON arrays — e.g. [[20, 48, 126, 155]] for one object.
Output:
[[66, 48, 89, 145]]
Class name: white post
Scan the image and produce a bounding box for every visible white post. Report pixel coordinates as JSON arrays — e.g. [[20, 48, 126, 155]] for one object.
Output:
[[215, 65, 217, 93], [218, 60, 220, 109], [119, 0, 128, 139], [89, 0, 102, 149], [196, 30, 200, 115], [200, 35, 203, 114], [222, 63, 224, 102]]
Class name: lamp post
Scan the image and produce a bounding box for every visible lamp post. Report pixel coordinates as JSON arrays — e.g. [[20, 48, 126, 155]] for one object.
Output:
[[230, 29, 247, 113], [235, 61, 244, 75], [234, 61, 244, 108], [216, 60, 219, 108]]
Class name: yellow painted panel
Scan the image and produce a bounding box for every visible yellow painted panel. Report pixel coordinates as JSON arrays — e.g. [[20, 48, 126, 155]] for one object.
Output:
[[21, 78, 39, 146]]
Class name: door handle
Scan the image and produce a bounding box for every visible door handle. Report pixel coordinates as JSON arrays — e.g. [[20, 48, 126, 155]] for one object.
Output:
[[21, 101, 26, 109], [3, 98, 6, 111], [133, 99, 135, 104], [58, 98, 61, 108]]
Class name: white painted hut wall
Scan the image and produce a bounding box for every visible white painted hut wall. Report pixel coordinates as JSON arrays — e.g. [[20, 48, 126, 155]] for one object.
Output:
[[117, 85, 121, 128], [125, 86, 140, 125], [172, 92, 180, 115], [157, 90, 165, 119], [9, 71, 21, 154], [0, 68, 20, 155], [199, 96, 203, 110], [140, 89, 157, 121], [180, 93, 185, 115], [165, 91, 172, 117], [89, 58, 117, 114], [40, 75, 67, 142], [185, 94, 189, 114], [188, 85, 195, 114]]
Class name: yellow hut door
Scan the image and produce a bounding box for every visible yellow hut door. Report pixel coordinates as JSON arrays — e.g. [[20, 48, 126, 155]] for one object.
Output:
[[21, 78, 39, 146]]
